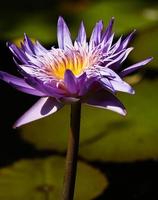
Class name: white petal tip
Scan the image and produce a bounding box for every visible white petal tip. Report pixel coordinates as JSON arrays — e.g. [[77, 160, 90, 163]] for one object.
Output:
[[12, 124, 17, 129], [111, 16, 115, 20], [58, 16, 63, 20], [12, 97, 63, 129], [106, 105, 127, 116], [12, 121, 21, 129], [131, 89, 135, 95], [122, 109, 127, 116], [12, 119, 26, 129], [148, 57, 154, 62]]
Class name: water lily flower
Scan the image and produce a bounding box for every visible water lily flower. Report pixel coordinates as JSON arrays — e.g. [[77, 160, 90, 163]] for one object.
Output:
[[0, 17, 152, 128]]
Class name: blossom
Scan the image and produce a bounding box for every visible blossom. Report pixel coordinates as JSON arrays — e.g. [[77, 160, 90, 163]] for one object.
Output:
[[0, 17, 152, 128]]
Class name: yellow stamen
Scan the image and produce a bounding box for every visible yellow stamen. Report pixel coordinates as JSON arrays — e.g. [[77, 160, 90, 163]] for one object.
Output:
[[50, 53, 89, 80]]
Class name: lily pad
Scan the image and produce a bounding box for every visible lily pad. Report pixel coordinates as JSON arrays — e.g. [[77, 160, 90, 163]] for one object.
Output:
[[21, 79, 158, 162], [0, 156, 108, 200]]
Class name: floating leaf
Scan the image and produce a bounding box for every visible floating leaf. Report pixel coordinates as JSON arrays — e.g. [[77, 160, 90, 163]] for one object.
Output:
[[21, 79, 158, 162], [21, 106, 69, 152], [0, 156, 108, 200]]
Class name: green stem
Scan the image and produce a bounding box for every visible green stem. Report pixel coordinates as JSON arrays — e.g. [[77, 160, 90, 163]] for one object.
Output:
[[62, 102, 81, 200]]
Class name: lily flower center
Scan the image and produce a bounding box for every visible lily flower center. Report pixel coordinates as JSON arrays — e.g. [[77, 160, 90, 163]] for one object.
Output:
[[44, 48, 100, 80], [50, 53, 88, 80]]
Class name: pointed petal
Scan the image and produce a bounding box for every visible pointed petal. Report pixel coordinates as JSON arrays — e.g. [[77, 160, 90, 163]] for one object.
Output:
[[89, 20, 103, 48], [42, 82, 67, 98], [7, 42, 28, 64], [101, 67, 122, 81], [34, 41, 48, 55], [101, 17, 114, 43], [0, 71, 46, 96], [120, 57, 153, 77], [78, 72, 88, 96], [76, 21, 86, 44], [23, 33, 35, 54], [57, 16, 73, 49], [64, 70, 77, 94], [121, 30, 136, 49], [13, 97, 63, 128], [14, 65, 65, 98], [99, 78, 115, 93], [102, 33, 114, 53], [106, 48, 133, 69], [110, 36, 122, 53], [110, 80, 135, 94], [99, 67, 134, 94], [0, 71, 28, 87], [85, 90, 126, 116], [10, 82, 46, 96]]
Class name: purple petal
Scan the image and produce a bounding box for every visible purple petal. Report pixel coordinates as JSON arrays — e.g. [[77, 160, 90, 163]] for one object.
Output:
[[11, 83, 46, 96], [15, 65, 66, 98], [76, 21, 86, 44], [121, 30, 136, 49], [98, 67, 134, 94], [85, 90, 126, 116], [0, 71, 28, 87], [0, 71, 46, 96], [57, 16, 73, 49], [110, 80, 135, 94], [99, 77, 115, 93], [13, 66, 52, 95], [64, 70, 77, 94], [7, 42, 28, 64], [120, 57, 153, 77], [77, 72, 88, 96], [13, 97, 63, 128], [101, 17, 114, 43], [25, 76, 64, 97], [100, 67, 121, 81], [89, 20, 103, 48], [110, 36, 122, 53], [42, 82, 67, 98], [106, 48, 133, 69], [102, 33, 114, 53], [22, 75, 49, 95], [23, 34, 35, 54], [34, 41, 48, 55]]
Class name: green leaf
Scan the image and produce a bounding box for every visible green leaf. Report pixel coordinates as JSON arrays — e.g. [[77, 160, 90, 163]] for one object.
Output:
[[0, 156, 108, 200], [21, 79, 158, 162], [21, 106, 69, 152]]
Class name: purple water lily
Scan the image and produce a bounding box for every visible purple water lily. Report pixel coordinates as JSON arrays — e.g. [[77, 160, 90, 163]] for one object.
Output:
[[0, 17, 152, 128]]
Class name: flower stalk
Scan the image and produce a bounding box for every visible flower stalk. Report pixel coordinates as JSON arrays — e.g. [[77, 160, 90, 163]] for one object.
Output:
[[62, 102, 81, 200]]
